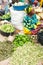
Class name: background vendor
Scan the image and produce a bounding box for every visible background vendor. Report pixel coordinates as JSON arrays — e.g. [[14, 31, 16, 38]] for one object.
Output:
[[23, 5, 41, 34]]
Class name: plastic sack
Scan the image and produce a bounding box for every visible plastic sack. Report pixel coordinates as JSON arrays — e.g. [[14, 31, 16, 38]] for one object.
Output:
[[10, 7, 26, 30]]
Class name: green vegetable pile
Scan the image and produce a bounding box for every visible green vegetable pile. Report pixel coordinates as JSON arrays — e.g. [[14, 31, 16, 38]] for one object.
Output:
[[0, 24, 15, 33], [0, 12, 11, 20], [9, 42, 43, 65], [13, 34, 31, 48], [9, 35, 43, 65]]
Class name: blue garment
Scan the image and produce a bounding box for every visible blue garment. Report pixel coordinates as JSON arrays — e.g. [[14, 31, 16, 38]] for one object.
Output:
[[23, 14, 38, 30], [31, 14, 38, 24], [24, 14, 38, 24]]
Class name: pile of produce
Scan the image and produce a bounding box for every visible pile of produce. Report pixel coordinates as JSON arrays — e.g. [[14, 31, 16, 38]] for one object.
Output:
[[13, 34, 31, 49], [0, 12, 11, 21], [0, 24, 15, 33], [9, 42, 43, 65]]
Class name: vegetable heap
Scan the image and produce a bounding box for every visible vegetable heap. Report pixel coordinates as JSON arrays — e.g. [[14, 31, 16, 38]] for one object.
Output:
[[0, 12, 11, 20], [13, 34, 31, 48], [9, 42, 43, 65], [0, 24, 15, 33]]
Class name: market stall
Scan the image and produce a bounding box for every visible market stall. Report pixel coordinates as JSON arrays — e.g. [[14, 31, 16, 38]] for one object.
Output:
[[0, 0, 43, 65]]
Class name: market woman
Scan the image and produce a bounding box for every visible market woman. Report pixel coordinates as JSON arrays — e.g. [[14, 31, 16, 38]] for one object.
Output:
[[23, 5, 41, 34]]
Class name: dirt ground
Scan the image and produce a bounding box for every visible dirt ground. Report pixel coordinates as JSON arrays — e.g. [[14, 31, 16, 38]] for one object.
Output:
[[0, 58, 10, 65]]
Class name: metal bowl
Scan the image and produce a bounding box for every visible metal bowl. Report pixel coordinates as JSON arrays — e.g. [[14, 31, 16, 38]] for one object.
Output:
[[0, 30, 14, 37]]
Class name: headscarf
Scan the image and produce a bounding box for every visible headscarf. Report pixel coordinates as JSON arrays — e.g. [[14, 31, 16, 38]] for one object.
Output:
[[25, 5, 33, 14]]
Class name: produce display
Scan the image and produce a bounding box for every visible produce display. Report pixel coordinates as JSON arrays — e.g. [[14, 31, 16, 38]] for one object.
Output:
[[0, 12, 11, 20], [0, 24, 15, 33], [0, 1, 43, 65], [13, 34, 31, 48], [9, 42, 43, 65]]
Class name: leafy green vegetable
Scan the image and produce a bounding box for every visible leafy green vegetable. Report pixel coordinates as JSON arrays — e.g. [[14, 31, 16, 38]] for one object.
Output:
[[9, 42, 43, 65], [0, 24, 15, 33]]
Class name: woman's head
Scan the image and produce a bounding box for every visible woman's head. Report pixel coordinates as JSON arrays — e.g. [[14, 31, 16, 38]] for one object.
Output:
[[25, 5, 35, 15]]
